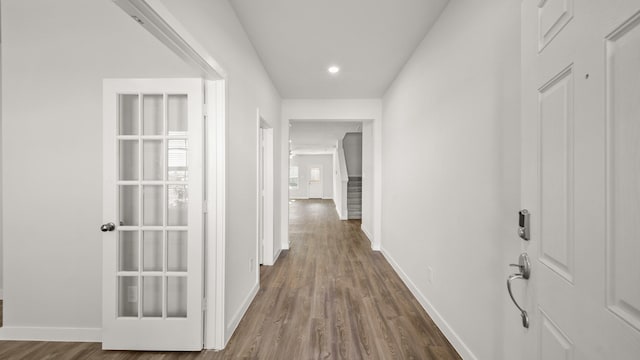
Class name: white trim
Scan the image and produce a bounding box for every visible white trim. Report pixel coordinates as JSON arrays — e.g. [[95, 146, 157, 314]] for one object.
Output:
[[290, 196, 310, 200], [361, 224, 376, 249], [112, 0, 225, 79], [335, 200, 348, 220], [257, 112, 275, 267], [257, 117, 262, 267], [0, 289, 3, 300], [272, 248, 282, 264], [322, 196, 333, 200], [205, 80, 226, 350], [380, 247, 476, 360], [225, 282, 259, 344], [0, 326, 101, 342]]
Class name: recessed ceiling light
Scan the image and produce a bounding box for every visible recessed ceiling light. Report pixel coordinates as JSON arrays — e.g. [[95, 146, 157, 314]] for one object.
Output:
[[328, 66, 340, 74]]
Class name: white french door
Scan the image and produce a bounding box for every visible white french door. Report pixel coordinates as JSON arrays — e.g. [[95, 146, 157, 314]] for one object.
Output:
[[517, 1, 640, 359], [102, 79, 204, 350]]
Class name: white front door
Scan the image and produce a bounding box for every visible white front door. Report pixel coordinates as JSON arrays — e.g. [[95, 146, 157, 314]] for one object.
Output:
[[102, 79, 204, 350], [308, 166, 322, 198], [518, 1, 640, 359]]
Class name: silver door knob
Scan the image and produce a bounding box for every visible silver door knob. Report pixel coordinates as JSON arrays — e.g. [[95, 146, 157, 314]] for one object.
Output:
[[100, 222, 116, 232], [506, 253, 531, 328]]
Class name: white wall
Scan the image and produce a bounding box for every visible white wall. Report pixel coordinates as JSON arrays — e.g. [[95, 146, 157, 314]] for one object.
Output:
[[342, 132, 362, 177], [155, 0, 282, 343], [332, 146, 346, 220], [380, 0, 521, 359], [281, 100, 382, 250], [361, 122, 373, 240], [289, 155, 333, 199], [1, 0, 199, 337]]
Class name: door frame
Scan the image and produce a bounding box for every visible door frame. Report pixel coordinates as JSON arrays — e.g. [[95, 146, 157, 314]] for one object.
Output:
[[257, 111, 275, 266], [281, 111, 381, 251], [204, 80, 226, 350], [112, 1, 227, 350]]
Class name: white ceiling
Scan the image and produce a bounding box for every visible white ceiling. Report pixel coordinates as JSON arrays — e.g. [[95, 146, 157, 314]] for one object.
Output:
[[229, 0, 449, 98], [290, 121, 362, 154]]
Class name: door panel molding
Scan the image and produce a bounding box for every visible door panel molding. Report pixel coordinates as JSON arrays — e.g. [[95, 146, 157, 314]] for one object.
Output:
[[537, 64, 575, 284], [605, 10, 640, 334], [538, 0, 574, 52], [539, 307, 574, 360]]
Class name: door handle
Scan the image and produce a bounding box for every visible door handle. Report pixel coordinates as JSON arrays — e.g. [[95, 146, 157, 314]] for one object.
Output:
[[507, 273, 529, 328], [507, 253, 531, 328], [100, 222, 116, 232]]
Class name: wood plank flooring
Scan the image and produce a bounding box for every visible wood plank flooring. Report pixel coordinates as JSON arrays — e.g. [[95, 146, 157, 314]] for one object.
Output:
[[0, 199, 460, 359]]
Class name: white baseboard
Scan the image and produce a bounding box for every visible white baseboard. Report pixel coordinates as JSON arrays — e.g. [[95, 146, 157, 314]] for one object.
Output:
[[263, 247, 282, 266], [290, 196, 309, 200], [380, 247, 477, 360], [361, 225, 373, 244], [335, 203, 347, 220], [225, 282, 259, 345], [272, 248, 282, 264], [0, 326, 101, 342]]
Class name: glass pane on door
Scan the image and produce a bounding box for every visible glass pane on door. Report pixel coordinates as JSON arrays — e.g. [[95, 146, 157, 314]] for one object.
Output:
[[167, 231, 188, 272], [119, 140, 139, 180], [143, 231, 163, 272], [167, 95, 188, 136], [168, 185, 188, 226], [119, 231, 139, 271], [167, 277, 187, 318], [143, 185, 163, 226], [118, 276, 138, 317], [119, 95, 139, 135], [310, 167, 321, 181], [168, 139, 188, 181], [143, 140, 164, 181], [143, 276, 163, 318], [119, 186, 139, 226], [143, 95, 163, 135]]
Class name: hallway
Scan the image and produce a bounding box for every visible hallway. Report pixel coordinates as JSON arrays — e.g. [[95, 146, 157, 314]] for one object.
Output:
[[220, 199, 461, 358], [0, 199, 460, 359]]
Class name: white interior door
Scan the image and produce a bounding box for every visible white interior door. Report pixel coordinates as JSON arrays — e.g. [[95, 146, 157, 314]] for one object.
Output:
[[518, 1, 640, 359], [308, 166, 322, 198], [102, 78, 204, 350]]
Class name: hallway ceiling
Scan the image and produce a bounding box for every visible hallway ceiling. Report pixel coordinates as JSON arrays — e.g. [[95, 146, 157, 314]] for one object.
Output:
[[229, 0, 449, 98], [290, 121, 362, 154]]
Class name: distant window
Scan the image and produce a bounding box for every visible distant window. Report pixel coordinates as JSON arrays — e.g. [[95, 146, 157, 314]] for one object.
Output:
[[289, 166, 299, 189]]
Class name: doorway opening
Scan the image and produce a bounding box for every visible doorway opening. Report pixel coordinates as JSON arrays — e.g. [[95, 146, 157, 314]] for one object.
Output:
[[288, 120, 365, 226], [257, 113, 274, 266]]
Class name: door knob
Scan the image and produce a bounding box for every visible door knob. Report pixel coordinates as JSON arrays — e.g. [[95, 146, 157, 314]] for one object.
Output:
[[507, 253, 531, 328], [509, 253, 531, 279], [100, 222, 116, 232]]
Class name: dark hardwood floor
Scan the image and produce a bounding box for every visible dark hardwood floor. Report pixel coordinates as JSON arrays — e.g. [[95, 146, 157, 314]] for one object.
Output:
[[0, 199, 460, 359]]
